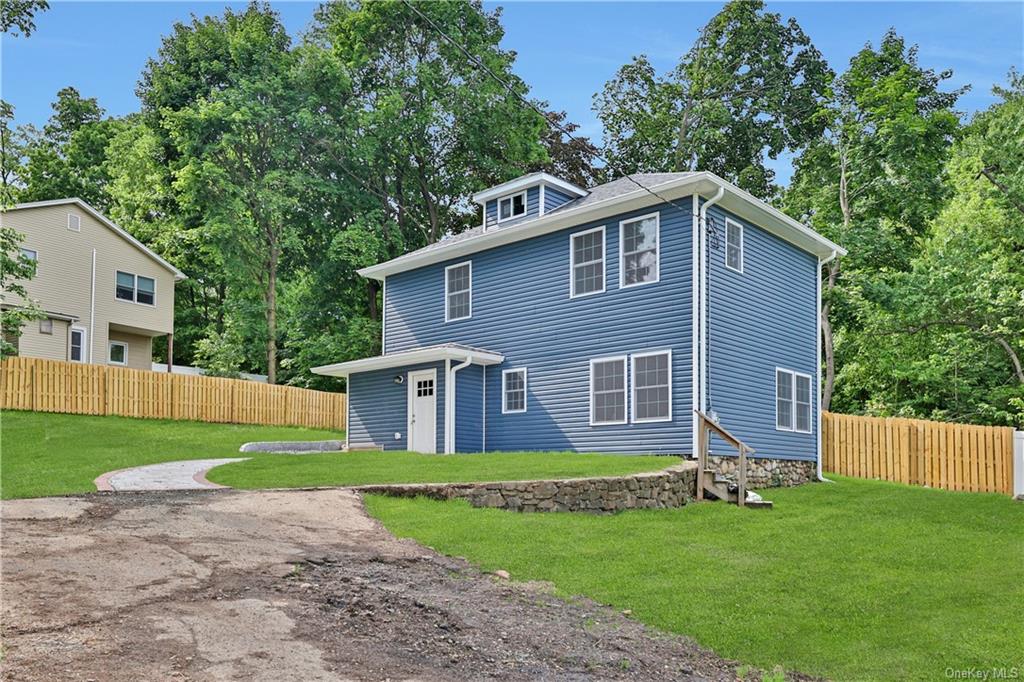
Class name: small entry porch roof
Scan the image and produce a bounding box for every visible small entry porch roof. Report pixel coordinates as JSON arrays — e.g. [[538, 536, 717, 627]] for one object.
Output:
[[311, 343, 504, 378]]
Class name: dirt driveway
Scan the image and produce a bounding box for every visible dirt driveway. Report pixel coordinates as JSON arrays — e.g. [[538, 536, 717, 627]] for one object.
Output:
[[1, 489, 761, 681]]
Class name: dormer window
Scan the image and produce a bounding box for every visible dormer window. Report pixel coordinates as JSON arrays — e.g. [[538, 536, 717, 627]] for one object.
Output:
[[497, 191, 526, 222]]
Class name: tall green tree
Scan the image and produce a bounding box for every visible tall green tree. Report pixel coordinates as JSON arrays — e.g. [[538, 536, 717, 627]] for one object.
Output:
[[1, 0, 48, 36], [594, 0, 831, 198]]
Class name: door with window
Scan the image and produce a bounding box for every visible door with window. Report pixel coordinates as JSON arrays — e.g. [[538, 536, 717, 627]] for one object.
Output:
[[407, 369, 437, 453]]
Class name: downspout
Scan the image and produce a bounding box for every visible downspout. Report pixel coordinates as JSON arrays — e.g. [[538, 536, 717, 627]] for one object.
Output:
[[816, 249, 839, 482], [697, 186, 724, 417], [446, 355, 473, 454], [89, 248, 96, 363]]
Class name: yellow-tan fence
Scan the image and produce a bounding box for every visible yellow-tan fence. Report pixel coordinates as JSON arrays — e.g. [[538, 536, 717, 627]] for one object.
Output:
[[0, 356, 346, 431], [822, 411, 1014, 495]]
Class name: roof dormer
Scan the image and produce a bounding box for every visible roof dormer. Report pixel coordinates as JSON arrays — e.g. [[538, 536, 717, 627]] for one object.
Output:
[[472, 172, 587, 230]]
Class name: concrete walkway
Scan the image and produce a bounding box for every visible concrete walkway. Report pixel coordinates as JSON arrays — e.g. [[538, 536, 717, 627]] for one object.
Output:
[[94, 458, 249, 492]]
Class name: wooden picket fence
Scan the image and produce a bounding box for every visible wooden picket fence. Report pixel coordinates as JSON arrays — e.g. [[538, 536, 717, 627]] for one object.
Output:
[[0, 356, 346, 431], [822, 411, 1015, 495]]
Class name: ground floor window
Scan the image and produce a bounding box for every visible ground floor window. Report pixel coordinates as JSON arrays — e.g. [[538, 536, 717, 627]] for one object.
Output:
[[109, 341, 128, 366], [590, 356, 627, 425], [502, 368, 527, 413], [69, 327, 86, 362], [776, 368, 812, 433], [632, 350, 671, 422]]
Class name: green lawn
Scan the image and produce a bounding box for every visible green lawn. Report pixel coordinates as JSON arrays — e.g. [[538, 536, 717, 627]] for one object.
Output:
[[367, 476, 1024, 681], [0, 410, 344, 499]]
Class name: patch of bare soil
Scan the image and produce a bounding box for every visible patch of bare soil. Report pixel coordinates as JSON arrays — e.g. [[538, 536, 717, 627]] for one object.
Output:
[[0, 489, 809, 681]]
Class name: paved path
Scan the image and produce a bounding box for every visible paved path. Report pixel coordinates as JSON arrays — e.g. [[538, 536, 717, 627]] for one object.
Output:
[[94, 458, 249, 492]]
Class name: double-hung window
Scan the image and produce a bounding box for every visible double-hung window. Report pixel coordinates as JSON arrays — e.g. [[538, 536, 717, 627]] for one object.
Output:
[[497, 192, 526, 222], [632, 350, 671, 422], [502, 368, 527, 414], [620, 213, 659, 287], [776, 368, 812, 433], [570, 226, 605, 298], [19, 247, 37, 262], [69, 327, 86, 363], [725, 219, 744, 273], [590, 356, 627, 425], [116, 271, 156, 305], [445, 262, 472, 322]]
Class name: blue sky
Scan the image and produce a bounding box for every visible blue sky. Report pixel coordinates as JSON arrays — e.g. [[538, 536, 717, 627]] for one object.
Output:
[[3, 1, 1021, 184]]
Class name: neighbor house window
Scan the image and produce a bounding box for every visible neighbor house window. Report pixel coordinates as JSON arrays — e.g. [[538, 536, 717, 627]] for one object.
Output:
[[497, 191, 526, 222], [108, 341, 128, 366], [620, 213, 659, 287], [445, 261, 472, 322], [590, 356, 627, 425], [725, 219, 743, 273], [69, 327, 86, 362], [502, 368, 527, 414], [632, 350, 671, 422], [39, 318, 53, 335], [19, 247, 37, 262], [116, 271, 156, 305], [67, 213, 81, 232], [777, 368, 812, 433], [570, 226, 605, 298]]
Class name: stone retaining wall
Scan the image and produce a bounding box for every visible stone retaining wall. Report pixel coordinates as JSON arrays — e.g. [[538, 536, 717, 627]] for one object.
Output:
[[354, 462, 697, 514], [708, 455, 815, 488]]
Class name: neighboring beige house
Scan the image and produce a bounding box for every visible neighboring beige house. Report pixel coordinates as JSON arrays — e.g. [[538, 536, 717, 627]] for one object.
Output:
[[2, 198, 186, 371]]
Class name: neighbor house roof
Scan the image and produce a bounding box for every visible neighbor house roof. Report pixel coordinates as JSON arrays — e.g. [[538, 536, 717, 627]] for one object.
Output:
[[9, 198, 187, 281], [311, 343, 505, 378], [359, 171, 846, 281]]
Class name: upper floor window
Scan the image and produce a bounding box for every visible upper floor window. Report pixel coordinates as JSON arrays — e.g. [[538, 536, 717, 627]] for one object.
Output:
[[445, 261, 472, 322], [776, 368, 812, 433], [620, 213, 660, 288], [502, 368, 527, 414], [632, 350, 671, 422], [19, 248, 37, 262], [570, 226, 605, 298], [497, 191, 526, 222], [725, 219, 743, 273], [116, 271, 156, 305], [67, 213, 81, 232], [590, 356, 627, 425]]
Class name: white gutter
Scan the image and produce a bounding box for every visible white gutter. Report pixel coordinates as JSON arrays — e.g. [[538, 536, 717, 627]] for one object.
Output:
[[89, 248, 96, 363], [697, 187, 724, 415], [691, 194, 700, 454], [446, 355, 473, 454], [816, 249, 840, 482]]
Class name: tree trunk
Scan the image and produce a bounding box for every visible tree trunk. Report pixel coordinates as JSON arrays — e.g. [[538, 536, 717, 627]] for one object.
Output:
[[265, 245, 278, 385], [367, 279, 379, 323], [821, 145, 850, 411]]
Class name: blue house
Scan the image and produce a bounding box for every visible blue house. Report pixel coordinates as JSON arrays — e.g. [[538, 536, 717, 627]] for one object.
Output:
[[313, 171, 845, 483]]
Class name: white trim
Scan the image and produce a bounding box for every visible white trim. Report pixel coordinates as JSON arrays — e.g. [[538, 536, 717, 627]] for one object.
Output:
[[496, 190, 528, 223], [501, 367, 527, 414], [618, 211, 661, 289], [775, 367, 813, 434], [108, 340, 128, 366], [361, 172, 845, 281], [381, 277, 387, 354], [11, 198, 186, 280], [589, 355, 628, 426], [569, 225, 606, 299], [444, 261, 472, 322], [67, 213, 80, 232], [539, 184, 546, 217], [115, 270, 157, 307], [312, 344, 503, 377], [345, 379, 351, 450], [631, 349, 672, 423], [816, 257, 824, 478], [407, 368, 438, 454], [725, 218, 744, 274], [89, 248, 96, 363], [69, 326, 87, 363], [691, 193, 700, 454], [446, 355, 473, 453], [482, 365, 487, 452], [471, 172, 587, 204]]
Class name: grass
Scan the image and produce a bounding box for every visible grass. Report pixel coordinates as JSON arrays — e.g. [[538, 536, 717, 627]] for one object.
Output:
[[207, 450, 677, 489], [0, 410, 344, 499], [366, 476, 1024, 681]]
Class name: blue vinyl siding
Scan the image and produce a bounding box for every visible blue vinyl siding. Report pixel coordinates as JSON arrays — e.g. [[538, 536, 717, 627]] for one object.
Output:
[[386, 201, 694, 455], [484, 186, 540, 229], [455, 364, 484, 452], [348, 361, 445, 452], [544, 186, 576, 213], [704, 204, 818, 461]]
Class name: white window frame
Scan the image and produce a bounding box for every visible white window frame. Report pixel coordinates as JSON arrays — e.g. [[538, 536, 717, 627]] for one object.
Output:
[[501, 367, 527, 414], [496, 190, 527, 223], [69, 326, 87, 363], [115, 270, 157, 307], [589, 355, 628, 426], [108, 340, 128, 366], [631, 349, 672, 423], [569, 225, 606, 299], [444, 261, 472, 323], [776, 367, 812, 434], [619, 212, 660, 289], [67, 213, 81, 232], [19, 247, 37, 262], [725, 218, 744, 274]]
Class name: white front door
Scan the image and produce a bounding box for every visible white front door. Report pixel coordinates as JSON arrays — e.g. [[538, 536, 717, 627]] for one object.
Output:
[[407, 369, 437, 453]]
